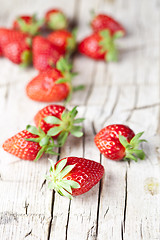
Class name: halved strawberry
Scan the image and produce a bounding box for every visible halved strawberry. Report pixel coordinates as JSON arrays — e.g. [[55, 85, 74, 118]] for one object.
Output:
[[26, 57, 79, 102], [45, 9, 67, 30], [2, 128, 58, 161], [46, 157, 104, 199], [94, 124, 146, 161], [78, 30, 123, 62], [34, 105, 85, 146], [32, 36, 64, 71], [91, 14, 126, 36], [13, 15, 44, 36]]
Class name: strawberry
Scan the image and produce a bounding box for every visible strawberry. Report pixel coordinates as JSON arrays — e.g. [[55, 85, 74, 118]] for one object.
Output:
[[78, 30, 122, 62], [32, 36, 64, 71], [46, 157, 104, 199], [34, 105, 84, 146], [45, 9, 67, 30], [2, 128, 58, 161], [0, 29, 32, 65], [47, 29, 76, 54], [13, 15, 44, 36], [91, 14, 126, 36], [94, 124, 146, 161], [26, 57, 77, 102]]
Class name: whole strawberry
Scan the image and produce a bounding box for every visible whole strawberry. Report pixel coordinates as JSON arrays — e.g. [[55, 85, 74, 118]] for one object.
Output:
[[2, 128, 58, 161], [45, 9, 67, 30], [47, 29, 76, 54], [32, 36, 64, 71], [34, 105, 84, 146], [91, 14, 126, 36], [78, 30, 122, 62], [0, 29, 32, 65], [26, 57, 76, 102], [46, 157, 104, 199], [13, 15, 44, 36], [94, 124, 146, 161]]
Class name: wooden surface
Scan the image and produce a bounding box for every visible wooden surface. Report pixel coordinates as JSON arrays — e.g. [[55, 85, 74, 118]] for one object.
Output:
[[0, 0, 160, 239]]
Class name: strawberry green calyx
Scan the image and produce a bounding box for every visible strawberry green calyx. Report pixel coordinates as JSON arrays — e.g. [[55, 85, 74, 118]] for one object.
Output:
[[119, 132, 147, 162], [17, 16, 44, 36], [48, 12, 67, 30], [46, 158, 80, 199], [66, 29, 77, 54], [21, 50, 32, 67], [25, 125, 58, 161], [44, 106, 85, 146], [99, 29, 123, 62], [56, 57, 83, 102]]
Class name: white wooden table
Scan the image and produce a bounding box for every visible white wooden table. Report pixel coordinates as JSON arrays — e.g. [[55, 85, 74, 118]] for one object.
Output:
[[0, 0, 160, 239]]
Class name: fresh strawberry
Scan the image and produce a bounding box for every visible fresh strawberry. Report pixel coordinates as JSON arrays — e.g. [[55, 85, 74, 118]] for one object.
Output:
[[34, 105, 84, 146], [47, 29, 76, 54], [91, 14, 126, 36], [94, 124, 146, 161], [26, 57, 77, 102], [46, 157, 104, 199], [78, 30, 122, 62], [32, 36, 64, 71], [2, 128, 58, 161], [45, 9, 67, 30], [0, 29, 32, 65], [13, 15, 44, 36]]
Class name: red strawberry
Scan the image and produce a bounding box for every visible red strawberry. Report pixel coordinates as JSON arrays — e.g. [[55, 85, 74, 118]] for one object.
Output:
[[13, 15, 44, 36], [26, 57, 76, 102], [47, 29, 76, 54], [45, 9, 67, 30], [34, 105, 84, 146], [78, 30, 122, 62], [94, 124, 146, 161], [2, 128, 58, 161], [32, 36, 64, 71], [91, 14, 126, 36], [46, 157, 104, 199], [0, 29, 32, 65]]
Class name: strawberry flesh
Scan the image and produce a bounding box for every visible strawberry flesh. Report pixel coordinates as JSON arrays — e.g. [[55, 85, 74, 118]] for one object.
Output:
[[26, 68, 70, 102]]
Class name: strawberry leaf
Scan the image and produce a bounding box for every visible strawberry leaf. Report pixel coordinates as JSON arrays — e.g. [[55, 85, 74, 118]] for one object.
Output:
[[26, 125, 40, 136], [47, 127, 62, 136], [44, 116, 62, 125]]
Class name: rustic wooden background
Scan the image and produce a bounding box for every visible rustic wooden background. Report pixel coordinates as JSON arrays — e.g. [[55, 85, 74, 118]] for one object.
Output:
[[0, 0, 160, 239]]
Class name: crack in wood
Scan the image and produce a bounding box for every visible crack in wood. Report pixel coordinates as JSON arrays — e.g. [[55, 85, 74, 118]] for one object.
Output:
[[25, 230, 32, 238], [47, 148, 61, 240], [140, 220, 143, 239], [91, 121, 96, 136], [65, 201, 71, 240], [123, 171, 128, 233], [86, 225, 95, 240], [125, 102, 160, 112], [95, 155, 102, 238], [40, 179, 46, 191], [104, 207, 109, 218], [24, 200, 29, 215], [126, 86, 138, 122]]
